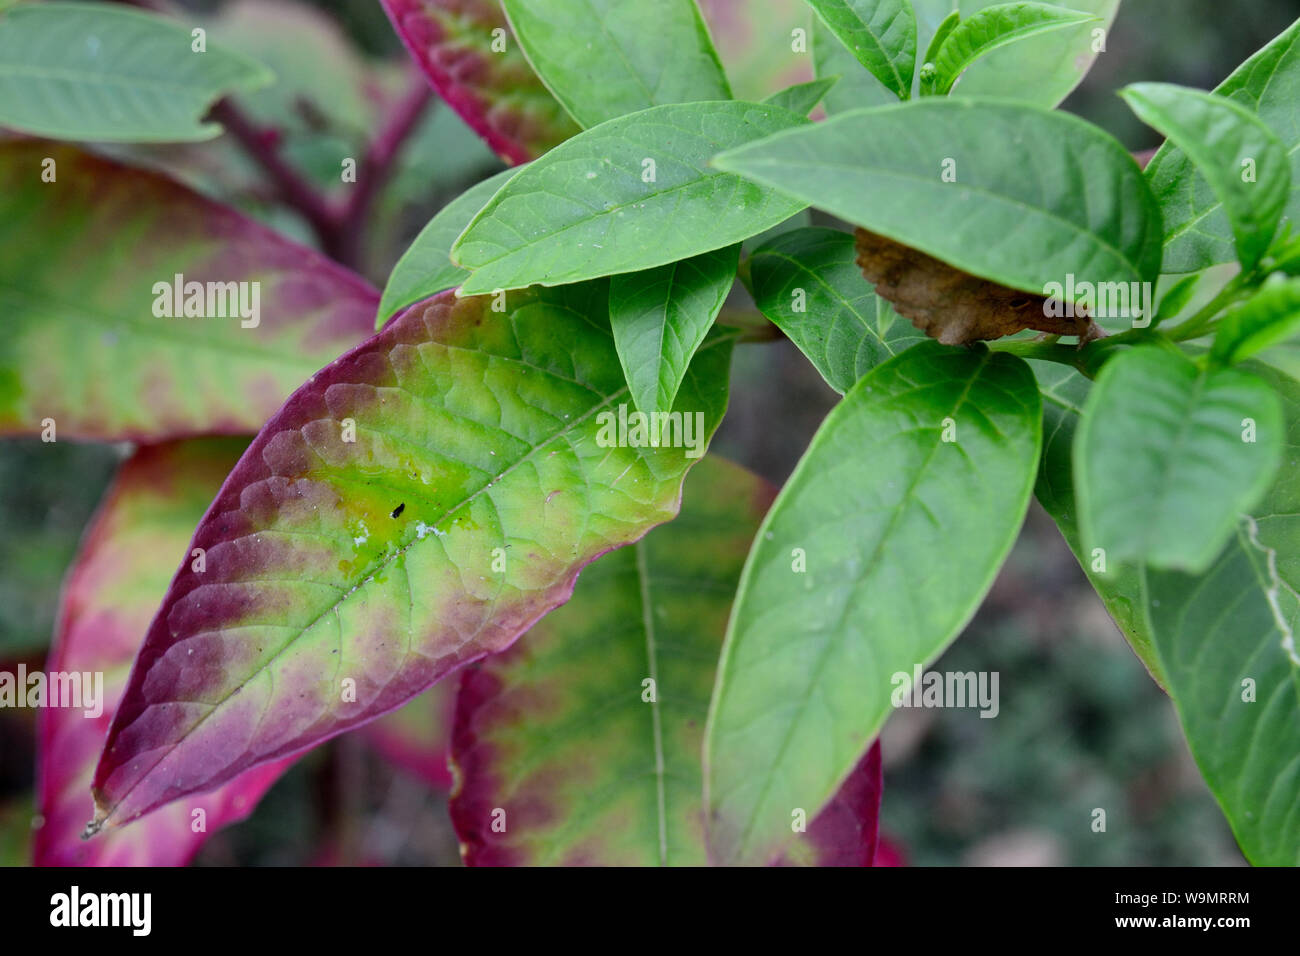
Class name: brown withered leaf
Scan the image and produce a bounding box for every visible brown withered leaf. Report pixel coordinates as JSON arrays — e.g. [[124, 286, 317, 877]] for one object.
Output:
[[854, 228, 1102, 346]]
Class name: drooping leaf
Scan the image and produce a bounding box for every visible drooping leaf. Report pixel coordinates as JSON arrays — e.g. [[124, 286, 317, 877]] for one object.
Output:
[[802, 0, 917, 101], [451, 101, 808, 295], [1074, 345, 1283, 574], [610, 245, 739, 415], [714, 98, 1163, 301], [920, 2, 1098, 96], [696, 0, 812, 103], [1030, 360, 1166, 685], [747, 226, 925, 392], [762, 76, 839, 116], [377, 168, 520, 327], [1212, 279, 1300, 366], [89, 284, 734, 830], [361, 682, 457, 789], [0, 3, 271, 143], [1122, 83, 1290, 272], [35, 440, 291, 866], [1144, 18, 1300, 273], [0, 141, 379, 441], [915, 0, 1118, 107], [704, 342, 1042, 865], [500, 0, 731, 128], [449, 455, 884, 865], [379, 0, 579, 165]]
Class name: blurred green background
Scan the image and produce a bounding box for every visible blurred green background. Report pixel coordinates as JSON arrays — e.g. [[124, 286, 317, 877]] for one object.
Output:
[[3, 0, 1296, 866]]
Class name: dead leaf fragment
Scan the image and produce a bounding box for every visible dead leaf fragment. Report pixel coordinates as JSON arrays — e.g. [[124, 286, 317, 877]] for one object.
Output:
[[854, 228, 1100, 345]]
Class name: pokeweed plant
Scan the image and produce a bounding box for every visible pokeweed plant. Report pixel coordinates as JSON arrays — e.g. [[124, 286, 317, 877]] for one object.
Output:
[[3, 0, 1298, 867]]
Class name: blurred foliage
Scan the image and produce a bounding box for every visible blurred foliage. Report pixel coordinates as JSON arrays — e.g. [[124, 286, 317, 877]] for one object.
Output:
[[1, 0, 1292, 866]]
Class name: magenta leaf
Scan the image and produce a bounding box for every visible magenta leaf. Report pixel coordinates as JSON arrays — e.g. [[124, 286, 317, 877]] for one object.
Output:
[[0, 141, 379, 442], [449, 456, 883, 865], [89, 283, 734, 830], [380, 0, 579, 165], [35, 440, 292, 866]]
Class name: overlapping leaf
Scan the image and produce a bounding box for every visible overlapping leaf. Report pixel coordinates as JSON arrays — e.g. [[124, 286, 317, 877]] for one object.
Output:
[[1144, 17, 1300, 273], [803, 0, 917, 102], [915, 0, 1117, 107], [501, 0, 731, 128], [610, 245, 739, 415], [705, 342, 1042, 865], [747, 226, 926, 392], [920, 2, 1097, 96], [89, 284, 733, 830], [714, 99, 1163, 301], [1074, 346, 1283, 573], [763, 77, 839, 116], [1213, 278, 1300, 366], [377, 168, 520, 327], [1123, 83, 1290, 271], [379, 0, 579, 164], [35, 440, 290, 866], [449, 455, 884, 865], [0, 3, 271, 142], [452, 101, 808, 294], [0, 142, 379, 441]]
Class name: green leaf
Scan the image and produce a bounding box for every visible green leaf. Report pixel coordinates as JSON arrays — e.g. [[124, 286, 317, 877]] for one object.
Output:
[[89, 284, 735, 828], [1213, 278, 1300, 365], [1144, 18, 1300, 273], [0, 141, 378, 441], [0, 2, 271, 142], [377, 168, 520, 328], [915, 0, 1118, 108], [803, 0, 917, 101], [920, 2, 1097, 96], [762, 76, 839, 116], [501, 0, 731, 128], [452, 100, 808, 295], [920, 8, 959, 65], [1143, 364, 1300, 865], [450, 455, 772, 865], [1074, 345, 1283, 574], [610, 246, 739, 415], [1151, 273, 1202, 328], [1030, 360, 1166, 685], [747, 227, 925, 392], [715, 98, 1164, 299], [704, 342, 1042, 865], [813, 16, 898, 113], [1122, 83, 1290, 272]]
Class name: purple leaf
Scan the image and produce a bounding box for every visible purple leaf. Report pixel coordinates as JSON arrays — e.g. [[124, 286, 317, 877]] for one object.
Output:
[[380, 0, 579, 164], [35, 440, 292, 866], [89, 283, 733, 830]]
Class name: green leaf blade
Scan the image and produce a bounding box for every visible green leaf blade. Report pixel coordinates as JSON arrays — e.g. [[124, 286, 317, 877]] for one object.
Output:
[[704, 342, 1042, 865], [1123, 82, 1291, 271], [715, 98, 1164, 297], [762, 76, 839, 116], [610, 245, 739, 415], [803, 0, 917, 101], [451, 101, 809, 294], [501, 0, 731, 128], [1213, 278, 1300, 365], [1074, 346, 1284, 573], [0, 3, 271, 142], [1144, 18, 1300, 273], [924, 2, 1098, 96], [748, 226, 925, 392]]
